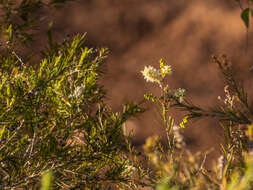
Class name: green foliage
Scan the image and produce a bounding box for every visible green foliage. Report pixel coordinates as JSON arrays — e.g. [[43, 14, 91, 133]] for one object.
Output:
[[0, 0, 253, 189], [0, 1, 150, 189], [0, 0, 74, 46], [237, 0, 253, 29], [41, 170, 53, 190], [0, 33, 150, 189], [141, 58, 253, 190], [241, 8, 252, 28]]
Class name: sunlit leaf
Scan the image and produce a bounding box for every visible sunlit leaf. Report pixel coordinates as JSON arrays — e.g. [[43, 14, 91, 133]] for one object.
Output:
[[41, 170, 53, 190]]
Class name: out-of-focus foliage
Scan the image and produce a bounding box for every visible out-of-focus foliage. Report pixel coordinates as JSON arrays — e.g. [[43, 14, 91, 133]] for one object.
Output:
[[235, 0, 253, 29], [0, 0, 76, 46], [41, 170, 53, 190]]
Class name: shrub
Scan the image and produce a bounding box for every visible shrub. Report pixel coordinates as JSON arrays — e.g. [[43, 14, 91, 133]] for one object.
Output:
[[0, 0, 253, 190], [0, 1, 148, 189], [141, 57, 253, 190]]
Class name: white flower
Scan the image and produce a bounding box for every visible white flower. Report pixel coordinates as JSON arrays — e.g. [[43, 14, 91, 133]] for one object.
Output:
[[160, 65, 172, 77], [69, 84, 85, 99], [172, 125, 185, 148], [175, 88, 185, 97], [174, 88, 186, 103], [141, 66, 162, 84]]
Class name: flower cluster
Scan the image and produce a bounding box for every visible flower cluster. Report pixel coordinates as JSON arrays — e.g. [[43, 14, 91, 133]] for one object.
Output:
[[141, 66, 162, 84], [141, 59, 172, 85], [174, 88, 186, 103], [160, 59, 172, 78], [173, 125, 186, 149], [217, 85, 235, 109], [69, 84, 86, 99]]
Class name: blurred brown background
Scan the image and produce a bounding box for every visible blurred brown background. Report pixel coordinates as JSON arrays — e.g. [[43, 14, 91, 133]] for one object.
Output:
[[35, 0, 253, 163]]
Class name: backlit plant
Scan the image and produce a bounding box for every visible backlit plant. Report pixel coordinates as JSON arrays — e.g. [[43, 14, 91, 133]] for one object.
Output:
[[141, 57, 253, 190], [0, 0, 253, 189]]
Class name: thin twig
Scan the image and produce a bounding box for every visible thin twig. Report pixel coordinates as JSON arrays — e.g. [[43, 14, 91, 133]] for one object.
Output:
[[12, 51, 25, 67]]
